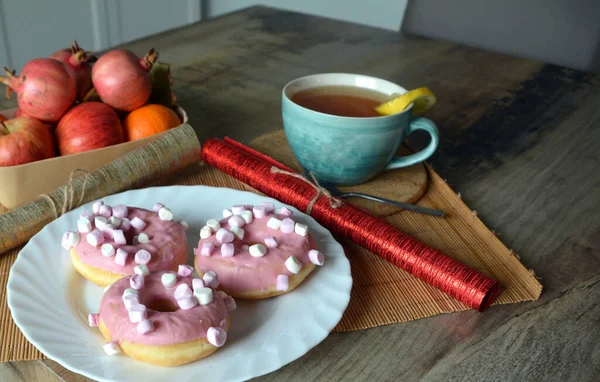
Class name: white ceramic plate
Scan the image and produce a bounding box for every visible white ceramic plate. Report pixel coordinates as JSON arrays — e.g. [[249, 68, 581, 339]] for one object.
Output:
[[7, 186, 352, 382]]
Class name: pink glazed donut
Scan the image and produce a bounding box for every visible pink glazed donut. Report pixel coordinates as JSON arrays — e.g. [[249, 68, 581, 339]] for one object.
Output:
[[94, 269, 236, 366], [63, 201, 188, 287], [194, 202, 325, 299]]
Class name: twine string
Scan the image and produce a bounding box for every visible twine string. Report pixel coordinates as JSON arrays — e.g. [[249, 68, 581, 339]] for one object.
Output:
[[40, 169, 90, 219], [269, 166, 342, 214]]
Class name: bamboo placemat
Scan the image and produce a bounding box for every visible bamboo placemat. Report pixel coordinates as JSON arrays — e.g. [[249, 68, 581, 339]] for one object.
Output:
[[0, 161, 542, 362]]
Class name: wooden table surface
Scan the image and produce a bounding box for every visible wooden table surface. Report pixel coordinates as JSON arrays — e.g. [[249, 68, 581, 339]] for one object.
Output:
[[1, 6, 599, 381]]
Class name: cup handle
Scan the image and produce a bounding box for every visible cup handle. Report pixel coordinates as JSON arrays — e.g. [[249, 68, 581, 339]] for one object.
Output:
[[385, 117, 439, 170]]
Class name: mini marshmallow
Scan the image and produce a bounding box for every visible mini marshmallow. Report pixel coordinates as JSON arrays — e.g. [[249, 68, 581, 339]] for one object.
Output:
[[130, 274, 145, 289], [137, 319, 154, 335], [285, 256, 302, 274], [112, 229, 126, 245], [219, 318, 228, 329], [264, 236, 279, 248], [174, 283, 193, 300], [231, 205, 246, 215], [207, 327, 227, 347], [158, 206, 174, 221], [98, 204, 112, 217], [228, 215, 245, 227], [206, 219, 221, 232], [128, 303, 147, 322], [221, 243, 234, 257], [178, 264, 194, 277], [261, 201, 275, 213], [194, 287, 213, 305], [94, 216, 108, 230], [88, 313, 99, 327], [86, 230, 104, 247], [240, 210, 253, 224], [308, 249, 325, 266], [277, 207, 293, 217], [241, 244, 249, 251], [135, 250, 152, 264], [252, 205, 266, 218], [192, 278, 205, 289], [152, 202, 164, 212], [230, 226, 245, 240], [122, 288, 138, 298], [200, 226, 212, 239], [101, 243, 116, 257], [112, 204, 128, 218], [216, 228, 234, 243], [203, 271, 219, 288], [280, 218, 295, 233], [161, 273, 177, 287], [179, 220, 189, 230], [134, 264, 150, 276], [114, 248, 129, 266], [120, 218, 131, 232], [200, 242, 214, 257], [266, 217, 282, 230], [101, 224, 116, 239], [276, 274, 289, 291], [130, 217, 147, 231], [137, 232, 150, 244], [177, 296, 198, 310], [103, 341, 121, 355], [61, 231, 80, 250], [249, 243, 267, 258], [108, 216, 122, 227], [223, 209, 233, 218], [92, 201, 104, 214], [77, 218, 92, 233], [80, 210, 95, 222], [224, 296, 237, 311], [294, 223, 309, 237], [123, 294, 140, 309]]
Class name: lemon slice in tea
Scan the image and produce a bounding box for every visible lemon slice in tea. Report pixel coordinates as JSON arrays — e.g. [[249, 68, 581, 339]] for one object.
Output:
[[375, 87, 436, 116]]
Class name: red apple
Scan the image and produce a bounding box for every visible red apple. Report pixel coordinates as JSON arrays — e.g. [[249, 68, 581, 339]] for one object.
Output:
[[55, 102, 124, 155], [0, 113, 7, 122], [0, 116, 55, 166]]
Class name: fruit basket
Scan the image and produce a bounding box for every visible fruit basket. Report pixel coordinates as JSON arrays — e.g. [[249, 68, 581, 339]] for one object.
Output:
[[0, 106, 188, 209]]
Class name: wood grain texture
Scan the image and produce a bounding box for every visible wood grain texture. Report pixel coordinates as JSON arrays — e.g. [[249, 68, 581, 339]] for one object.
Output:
[[1, 6, 599, 382]]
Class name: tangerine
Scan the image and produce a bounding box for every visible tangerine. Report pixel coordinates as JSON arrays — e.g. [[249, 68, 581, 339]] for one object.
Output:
[[123, 104, 181, 141]]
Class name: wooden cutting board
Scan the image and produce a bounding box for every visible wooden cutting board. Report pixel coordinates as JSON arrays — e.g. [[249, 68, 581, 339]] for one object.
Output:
[[248, 130, 428, 217]]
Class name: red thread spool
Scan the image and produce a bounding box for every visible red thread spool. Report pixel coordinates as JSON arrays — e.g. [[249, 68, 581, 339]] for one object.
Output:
[[202, 138, 501, 311]]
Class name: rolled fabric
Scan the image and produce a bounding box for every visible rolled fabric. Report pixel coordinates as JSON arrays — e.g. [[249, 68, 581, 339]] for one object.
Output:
[[201, 137, 501, 311], [0, 124, 202, 255]]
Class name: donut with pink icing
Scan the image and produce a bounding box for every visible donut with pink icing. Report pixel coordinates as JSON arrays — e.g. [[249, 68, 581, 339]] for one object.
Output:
[[64, 201, 188, 287], [94, 268, 235, 366], [194, 202, 325, 299]]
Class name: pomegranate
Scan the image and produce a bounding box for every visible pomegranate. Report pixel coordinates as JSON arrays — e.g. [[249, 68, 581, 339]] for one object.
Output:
[[0, 59, 76, 123], [55, 102, 124, 155], [14, 108, 28, 117], [0, 116, 55, 166], [92, 48, 158, 111], [50, 41, 95, 101]]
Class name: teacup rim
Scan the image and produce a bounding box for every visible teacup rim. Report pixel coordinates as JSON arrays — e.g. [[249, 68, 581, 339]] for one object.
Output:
[[282, 72, 413, 121]]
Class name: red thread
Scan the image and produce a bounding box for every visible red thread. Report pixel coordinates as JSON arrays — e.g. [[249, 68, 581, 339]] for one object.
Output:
[[202, 138, 501, 311]]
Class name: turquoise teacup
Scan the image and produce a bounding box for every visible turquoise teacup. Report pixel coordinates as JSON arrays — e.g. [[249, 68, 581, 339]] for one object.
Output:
[[282, 73, 439, 186]]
